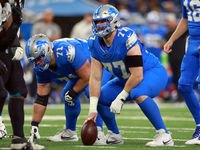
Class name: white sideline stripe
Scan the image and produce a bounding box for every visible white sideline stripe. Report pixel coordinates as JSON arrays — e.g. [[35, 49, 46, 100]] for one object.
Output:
[[1, 115, 194, 122]]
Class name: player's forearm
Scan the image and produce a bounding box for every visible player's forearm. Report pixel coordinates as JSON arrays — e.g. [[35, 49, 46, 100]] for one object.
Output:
[[169, 18, 188, 43], [73, 78, 89, 93], [124, 69, 143, 93], [89, 57, 103, 98], [89, 76, 101, 98]]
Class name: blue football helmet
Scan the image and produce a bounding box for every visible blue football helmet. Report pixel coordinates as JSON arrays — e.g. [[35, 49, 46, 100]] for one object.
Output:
[[92, 4, 121, 37], [25, 34, 53, 72]]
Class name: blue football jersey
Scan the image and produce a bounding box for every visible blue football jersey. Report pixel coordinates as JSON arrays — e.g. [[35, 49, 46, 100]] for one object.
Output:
[[35, 38, 89, 84], [181, 0, 200, 38], [141, 26, 166, 49], [88, 26, 160, 84]]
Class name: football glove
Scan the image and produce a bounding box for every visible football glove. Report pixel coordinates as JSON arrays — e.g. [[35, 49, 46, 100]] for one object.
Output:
[[12, 5, 23, 24], [110, 90, 129, 114], [64, 89, 78, 106], [11, 47, 23, 61], [28, 126, 40, 142], [0, 60, 8, 75]]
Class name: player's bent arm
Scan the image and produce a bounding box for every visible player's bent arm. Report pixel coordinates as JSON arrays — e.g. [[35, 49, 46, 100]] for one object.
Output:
[[74, 59, 91, 93], [168, 18, 188, 43], [124, 44, 143, 94], [89, 57, 103, 113], [164, 18, 188, 53]]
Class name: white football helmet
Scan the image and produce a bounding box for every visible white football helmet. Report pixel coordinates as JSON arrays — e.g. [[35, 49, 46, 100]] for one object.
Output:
[[92, 4, 121, 37], [147, 11, 160, 23], [146, 11, 160, 30], [25, 34, 53, 72]]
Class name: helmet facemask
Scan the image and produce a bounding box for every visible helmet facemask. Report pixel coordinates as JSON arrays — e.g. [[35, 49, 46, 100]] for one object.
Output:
[[92, 4, 121, 37]]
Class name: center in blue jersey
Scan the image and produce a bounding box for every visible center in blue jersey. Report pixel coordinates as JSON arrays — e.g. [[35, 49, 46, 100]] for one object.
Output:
[[88, 26, 160, 84], [34, 38, 89, 84]]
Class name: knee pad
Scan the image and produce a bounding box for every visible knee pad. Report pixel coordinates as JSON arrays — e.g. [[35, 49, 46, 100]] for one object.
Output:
[[178, 84, 193, 94], [35, 94, 49, 106]]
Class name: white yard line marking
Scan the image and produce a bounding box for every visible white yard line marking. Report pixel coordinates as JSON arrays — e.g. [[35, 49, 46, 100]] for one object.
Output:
[[75, 146, 116, 148], [2, 103, 187, 111], [3, 123, 195, 131], [1, 115, 194, 122]]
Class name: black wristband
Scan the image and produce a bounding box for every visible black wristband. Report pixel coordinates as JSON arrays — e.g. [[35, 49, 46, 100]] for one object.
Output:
[[68, 88, 78, 99], [31, 121, 40, 127]]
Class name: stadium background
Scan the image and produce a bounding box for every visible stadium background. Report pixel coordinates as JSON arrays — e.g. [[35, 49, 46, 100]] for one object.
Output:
[[1, 0, 200, 149]]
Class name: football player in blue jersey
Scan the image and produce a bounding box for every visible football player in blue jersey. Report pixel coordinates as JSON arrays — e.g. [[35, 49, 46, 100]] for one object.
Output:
[[164, 0, 200, 145], [25, 34, 114, 143], [85, 4, 174, 147], [140, 11, 167, 61]]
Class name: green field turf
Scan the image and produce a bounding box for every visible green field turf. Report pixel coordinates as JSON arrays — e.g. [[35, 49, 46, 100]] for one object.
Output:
[[1, 102, 200, 150]]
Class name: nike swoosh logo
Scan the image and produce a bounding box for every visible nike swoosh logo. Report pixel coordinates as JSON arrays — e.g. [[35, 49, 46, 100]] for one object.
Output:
[[106, 139, 122, 144], [163, 139, 171, 145], [61, 136, 76, 140]]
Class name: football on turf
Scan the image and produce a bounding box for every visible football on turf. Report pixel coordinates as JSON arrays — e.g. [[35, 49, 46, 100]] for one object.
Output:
[[81, 120, 97, 145]]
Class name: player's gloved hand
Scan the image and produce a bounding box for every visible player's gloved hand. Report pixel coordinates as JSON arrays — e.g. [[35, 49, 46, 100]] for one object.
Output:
[[110, 90, 129, 114], [11, 47, 23, 61], [28, 126, 40, 142], [12, 5, 23, 24], [0, 60, 8, 75], [64, 89, 78, 106]]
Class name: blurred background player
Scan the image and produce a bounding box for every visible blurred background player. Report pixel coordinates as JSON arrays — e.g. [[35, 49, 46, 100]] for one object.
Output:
[[70, 13, 93, 39], [164, 13, 188, 103], [0, 0, 44, 149], [31, 8, 62, 42], [140, 10, 167, 61]]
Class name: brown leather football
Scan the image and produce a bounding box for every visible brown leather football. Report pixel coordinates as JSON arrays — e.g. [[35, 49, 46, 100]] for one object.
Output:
[[81, 120, 97, 145]]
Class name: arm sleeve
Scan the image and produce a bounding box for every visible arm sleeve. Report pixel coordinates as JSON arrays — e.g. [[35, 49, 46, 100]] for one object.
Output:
[[0, 22, 20, 51], [182, 4, 187, 19]]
